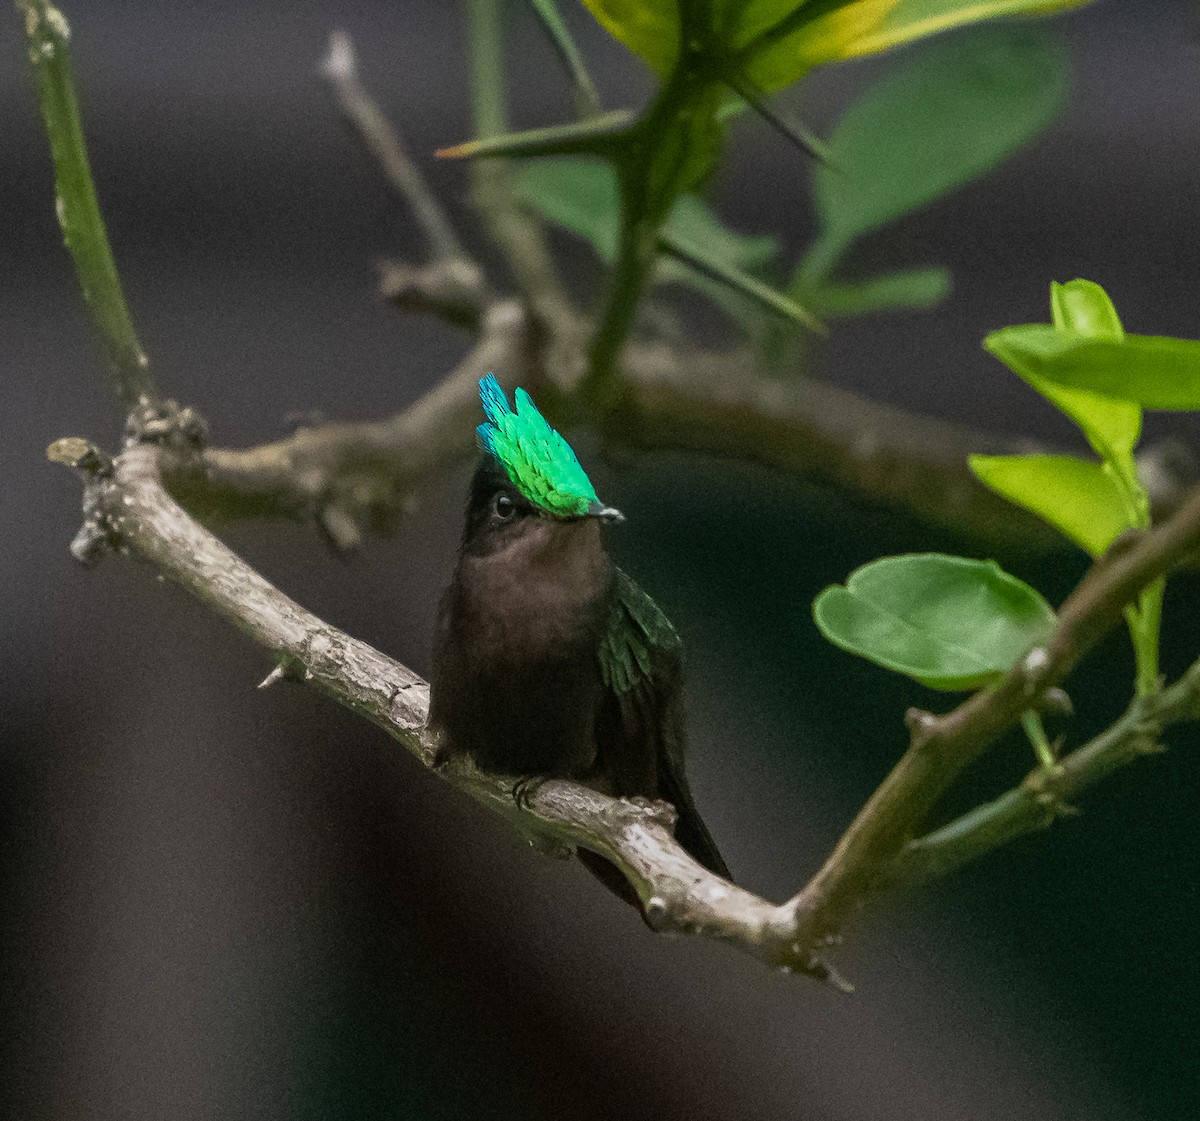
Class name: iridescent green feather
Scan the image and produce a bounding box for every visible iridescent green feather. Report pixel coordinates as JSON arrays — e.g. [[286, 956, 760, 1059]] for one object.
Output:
[[477, 374, 601, 517], [599, 570, 681, 698]]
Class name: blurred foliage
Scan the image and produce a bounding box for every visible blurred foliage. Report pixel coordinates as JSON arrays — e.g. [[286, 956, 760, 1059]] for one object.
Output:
[[504, 13, 1075, 344]]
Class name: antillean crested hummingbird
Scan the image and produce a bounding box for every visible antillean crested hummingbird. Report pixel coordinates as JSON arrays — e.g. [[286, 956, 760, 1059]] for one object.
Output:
[[428, 375, 729, 895]]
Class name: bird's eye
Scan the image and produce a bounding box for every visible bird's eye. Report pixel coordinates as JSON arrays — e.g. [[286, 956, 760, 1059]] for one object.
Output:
[[494, 494, 515, 520]]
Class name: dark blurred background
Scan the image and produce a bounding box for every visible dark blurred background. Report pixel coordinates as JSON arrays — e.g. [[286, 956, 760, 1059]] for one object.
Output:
[[3, 2, 1200, 1119]]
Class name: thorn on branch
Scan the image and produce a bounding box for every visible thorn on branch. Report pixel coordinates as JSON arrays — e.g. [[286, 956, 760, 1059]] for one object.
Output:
[[643, 895, 670, 931], [69, 517, 109, 566], [1020, 646, 1051, 696], [905, 707, 936, 734], [282, 408, 328, 434], [1040, 686, 1074, 717], [808, 957, 855, 994], [257, 665, 287, 689], [317, 504, 363, 554]]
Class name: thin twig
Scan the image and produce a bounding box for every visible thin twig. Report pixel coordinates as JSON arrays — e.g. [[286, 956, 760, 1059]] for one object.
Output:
[[524, 0, 602, 118], [321, 29, 470, 266], [17, 0, 157, 409], [786, 484, 1200, 947]]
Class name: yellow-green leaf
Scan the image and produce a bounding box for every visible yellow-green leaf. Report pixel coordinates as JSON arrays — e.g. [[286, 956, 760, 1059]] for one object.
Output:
[[968, 454, 1131, 557], [1050, 278, 1124, 341], [1026, 279, 1141, 465], [578, 0, 680, 75], [747, 0, 901, 91], [745, 0, 1091, 91]]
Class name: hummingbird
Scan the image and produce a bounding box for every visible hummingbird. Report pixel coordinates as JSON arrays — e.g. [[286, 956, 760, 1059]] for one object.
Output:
[[428, 375, 730, 896]]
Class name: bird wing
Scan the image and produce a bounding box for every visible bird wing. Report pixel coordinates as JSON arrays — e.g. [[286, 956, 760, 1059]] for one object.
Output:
[[597, 569, 730, 879]]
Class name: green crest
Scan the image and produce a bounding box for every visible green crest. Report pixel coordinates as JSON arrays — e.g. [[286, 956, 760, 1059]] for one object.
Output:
[[476, 374, 602, 517]]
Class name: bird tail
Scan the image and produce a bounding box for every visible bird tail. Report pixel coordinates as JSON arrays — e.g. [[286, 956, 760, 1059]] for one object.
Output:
[[575, 772, 730, 914], [658, 763, 731, 881]]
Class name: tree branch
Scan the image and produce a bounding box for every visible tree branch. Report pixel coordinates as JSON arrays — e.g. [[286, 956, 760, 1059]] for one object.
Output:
[[174, 301, 528, 548], [51, 424, 1200, 985], [182, 324, 1151, 550], [786, 485, 1200, 948], [893, 657, 1200, 884], [321, 29, 468, 266], [53, 432, 849, 984]]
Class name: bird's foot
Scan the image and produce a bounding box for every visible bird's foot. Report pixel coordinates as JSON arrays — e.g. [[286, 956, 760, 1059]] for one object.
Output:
[[511, 775, 547, 810]]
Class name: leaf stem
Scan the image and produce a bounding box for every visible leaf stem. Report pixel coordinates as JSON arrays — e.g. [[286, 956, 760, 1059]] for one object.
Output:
[[1020, 709, 1057, 771], [17, 0, 158, 410], [321, 30, 468, 264]]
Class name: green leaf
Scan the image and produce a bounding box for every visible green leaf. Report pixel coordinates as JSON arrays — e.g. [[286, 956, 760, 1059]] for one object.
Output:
[[665, 193, 779, 272], [1022, 281, 1141, 464], [513, 159, 817, 325], [805, 265, 950, 316], [968, 454, 1131, 557], [795, 26, 1068, 284], [1050, 278, 1124, 340], [744, 0, 1089, 92], [577, 0, 679, 76], [812, 553, 1057, 691], [512, 157, 621, 259], [985, 326, 1200, 411]]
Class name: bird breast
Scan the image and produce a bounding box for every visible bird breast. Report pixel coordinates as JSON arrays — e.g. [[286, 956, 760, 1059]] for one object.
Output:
[[455, 518, 613, 662]]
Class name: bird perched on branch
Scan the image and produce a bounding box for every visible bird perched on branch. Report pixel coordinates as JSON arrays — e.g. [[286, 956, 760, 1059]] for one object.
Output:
[[429, 375, 729, 897]]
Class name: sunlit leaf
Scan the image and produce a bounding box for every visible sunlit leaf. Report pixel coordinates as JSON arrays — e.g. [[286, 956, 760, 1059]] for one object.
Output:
[[725, 0, 810, 48], [577, 0, 679, 75], [746, 0, 900, 92], [830, 0, 1092, 61], [744, 0, 1088, 91], [1018, 281, 1141, 463], [812, 553, 1057, 690], [986, 326, 1200, 412], [1050, 278, 1123, 340], [806, 265, 950, 316], [796, 26, 1068, 283], [968, 454, 1131, 557]]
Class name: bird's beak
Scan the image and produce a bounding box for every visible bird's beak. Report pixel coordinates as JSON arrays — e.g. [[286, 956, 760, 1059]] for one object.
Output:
[[588, 502, 625, 524]]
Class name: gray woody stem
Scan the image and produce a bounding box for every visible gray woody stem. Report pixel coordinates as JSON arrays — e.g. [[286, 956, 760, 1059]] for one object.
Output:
[[191, 310, 1078, 550], [321, 30, 468, 266]]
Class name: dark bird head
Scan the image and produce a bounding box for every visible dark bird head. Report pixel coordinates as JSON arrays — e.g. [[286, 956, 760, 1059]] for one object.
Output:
[[460, 376, 623, 561]]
